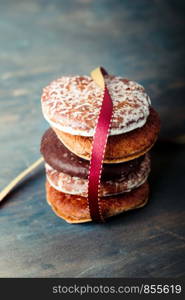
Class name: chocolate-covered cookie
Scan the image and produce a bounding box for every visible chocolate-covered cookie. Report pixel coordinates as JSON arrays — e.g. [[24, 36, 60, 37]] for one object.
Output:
[[40, 128, 145, 181], [45, 153, 150, 197]]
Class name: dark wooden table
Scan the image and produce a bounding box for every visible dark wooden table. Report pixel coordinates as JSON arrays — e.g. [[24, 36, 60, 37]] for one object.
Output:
[[0, 0, 185, 278]]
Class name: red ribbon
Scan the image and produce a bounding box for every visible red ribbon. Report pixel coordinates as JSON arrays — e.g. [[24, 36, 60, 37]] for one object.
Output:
[[87, 67, 113, 222]]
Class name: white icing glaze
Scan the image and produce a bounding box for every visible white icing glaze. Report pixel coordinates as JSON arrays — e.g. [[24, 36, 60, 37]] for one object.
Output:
[[45, 154, 151, 197], [41, 75, 151, 136]]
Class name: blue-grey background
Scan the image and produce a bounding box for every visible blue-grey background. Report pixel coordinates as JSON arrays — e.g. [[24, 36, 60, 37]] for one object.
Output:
[[0, 0, 185, 277]]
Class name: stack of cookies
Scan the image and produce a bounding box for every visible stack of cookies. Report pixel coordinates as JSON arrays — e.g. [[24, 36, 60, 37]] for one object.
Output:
[[40, 74, 160, 223]]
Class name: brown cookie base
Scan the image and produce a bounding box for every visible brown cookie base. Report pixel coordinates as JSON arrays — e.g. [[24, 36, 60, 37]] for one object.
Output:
[[46, 180, 149, 223], [52, 107, 160, 163]]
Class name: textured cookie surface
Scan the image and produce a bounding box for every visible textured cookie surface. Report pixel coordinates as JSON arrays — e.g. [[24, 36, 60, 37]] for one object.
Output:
[[41, 75, 151, 136], [46, 180, 149, 223], [53, 107, 160, 163], [45, 153, 150, 197]]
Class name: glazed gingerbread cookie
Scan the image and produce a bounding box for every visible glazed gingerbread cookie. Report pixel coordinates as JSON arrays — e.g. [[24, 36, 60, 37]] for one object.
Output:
[[41, 76, 160, 162]]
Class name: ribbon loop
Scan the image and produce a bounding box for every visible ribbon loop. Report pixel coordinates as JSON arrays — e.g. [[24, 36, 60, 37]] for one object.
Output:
[[88, 67, 113, 222]]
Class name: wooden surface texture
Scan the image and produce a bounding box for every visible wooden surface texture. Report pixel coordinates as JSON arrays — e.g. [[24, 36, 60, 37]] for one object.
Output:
[[0, 0, 185, 277]]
